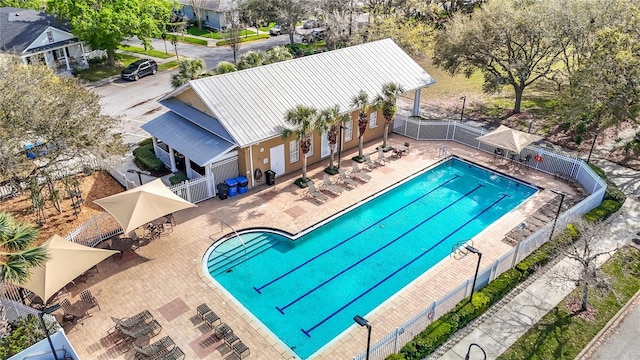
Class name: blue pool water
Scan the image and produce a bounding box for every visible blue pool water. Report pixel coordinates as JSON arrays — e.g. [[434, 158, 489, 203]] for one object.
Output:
[[204, 157, 537, 359]]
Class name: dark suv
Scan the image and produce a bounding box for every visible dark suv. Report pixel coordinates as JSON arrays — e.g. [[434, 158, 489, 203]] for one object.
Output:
[[121, 59, 158, 81]]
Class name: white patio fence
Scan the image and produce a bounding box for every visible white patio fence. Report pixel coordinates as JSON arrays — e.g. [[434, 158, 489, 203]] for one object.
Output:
[[351, 118, 607, 360]]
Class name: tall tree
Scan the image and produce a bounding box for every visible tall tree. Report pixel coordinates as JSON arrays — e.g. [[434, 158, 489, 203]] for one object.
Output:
[[272, 0, 310, 45], [316, 105, 348, 171], [361, 16, 433, 58], [171, 58, 208, 88], [281, 106, 318, 182], [47, 0, 173, 66], [0, 0, 45, 9], [351, 90, 371, 160], [189, 0, 207, 29], [237, 50, 265, 70], [374, 82, 404, 150], [264, 46, 293, 64], [0, 58, 126, 210], [433, 0, 565, 113]]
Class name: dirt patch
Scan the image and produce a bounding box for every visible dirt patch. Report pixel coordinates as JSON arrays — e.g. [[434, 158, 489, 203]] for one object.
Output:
[[565, 296, 598, 321], [0, 171, 125, 245]]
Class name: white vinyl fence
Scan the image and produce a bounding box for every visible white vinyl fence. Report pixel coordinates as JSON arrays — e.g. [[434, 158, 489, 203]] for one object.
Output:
[[351, 118, 607, 360]]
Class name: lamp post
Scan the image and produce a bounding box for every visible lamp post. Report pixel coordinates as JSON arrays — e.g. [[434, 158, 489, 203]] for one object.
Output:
[[587, 132, 598, 164], [460, 96, 466, 122], [39, 304, 62, 360], [354, 315, 371, 360], [161, 32, 167, 54], [548, 189, 566, 242], [337, 125, 344, 170], [127, 169, 147, 186], [465, 343, 487, 360], [465, 245, 482, 303]]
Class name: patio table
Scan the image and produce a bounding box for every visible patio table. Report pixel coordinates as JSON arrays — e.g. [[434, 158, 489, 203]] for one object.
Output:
[[66, 300, 93, 324]]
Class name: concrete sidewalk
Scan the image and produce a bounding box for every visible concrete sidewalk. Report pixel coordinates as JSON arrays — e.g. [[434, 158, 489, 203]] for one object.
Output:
[[433, 159, 640, 360]]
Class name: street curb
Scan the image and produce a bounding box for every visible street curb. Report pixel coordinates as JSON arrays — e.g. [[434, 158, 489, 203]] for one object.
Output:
[[575, 287, 640, 359]]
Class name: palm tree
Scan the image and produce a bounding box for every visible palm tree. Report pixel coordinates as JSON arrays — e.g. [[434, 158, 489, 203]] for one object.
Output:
[[237, 51, 265, 70], [265, 46, 293, 64], [316, 105, 349, 172], [282, 106, 318, 185], [171, 58, 207, 88], [0, 212, 48, 285], [374, 82, 404, 150], [351, 90, 371, 160]]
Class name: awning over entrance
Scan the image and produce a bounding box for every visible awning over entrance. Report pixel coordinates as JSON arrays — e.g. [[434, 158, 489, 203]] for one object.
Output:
[[142, 111, 236, 166]]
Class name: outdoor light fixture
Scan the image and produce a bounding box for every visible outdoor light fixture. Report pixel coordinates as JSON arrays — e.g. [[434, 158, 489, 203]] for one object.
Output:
[[354, 315, 371, 360], [548, 189, 566, 242], [460, 96, 466, 122], [39, 304, 62, 360], [464, 343, 487, 360], [337, 125, 345, 170], [465, 245, 482, 303], [587, 132, 598, 164]]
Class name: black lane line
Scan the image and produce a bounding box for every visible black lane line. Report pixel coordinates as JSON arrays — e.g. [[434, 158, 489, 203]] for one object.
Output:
[[253, 174, 461, 294], [300, 193, 509, 337], [275, 183, 484, 315]]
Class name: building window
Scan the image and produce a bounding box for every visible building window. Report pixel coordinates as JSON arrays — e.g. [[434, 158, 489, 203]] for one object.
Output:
[[289, 140, 299, 163], [46, 30, 54, 43], [344, 119, 353, 142], [369, 111, 378, 128], [306, 137, 314, 157]]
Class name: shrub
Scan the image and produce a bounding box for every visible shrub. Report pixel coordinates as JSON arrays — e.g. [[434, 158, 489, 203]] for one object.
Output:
[[481, 269, 521, 304], [589, 163, 626, 203], [386, 354, 406, 360], [0, 315, 45, 358], [584, 199, 622, 222], [139, 137, 153, 146], [169, 172, 188, 185], [132, 143, 165, 173]]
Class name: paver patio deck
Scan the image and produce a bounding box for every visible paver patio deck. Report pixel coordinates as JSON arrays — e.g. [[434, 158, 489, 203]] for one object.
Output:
[[62, 136, 582, 359]]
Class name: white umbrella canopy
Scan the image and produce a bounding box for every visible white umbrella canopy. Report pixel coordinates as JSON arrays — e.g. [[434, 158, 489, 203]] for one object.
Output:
[[94, 178, 196, 234], [475, 125, 544, 154], [15, 235, 118, 302]]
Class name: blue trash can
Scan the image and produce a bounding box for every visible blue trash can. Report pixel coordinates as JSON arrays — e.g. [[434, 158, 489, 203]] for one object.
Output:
[[225, 178, 238, 197], [236, 176, 248, 194]]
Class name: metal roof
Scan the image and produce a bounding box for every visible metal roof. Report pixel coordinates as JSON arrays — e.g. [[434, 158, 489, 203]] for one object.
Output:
[[141, 111, 235, 166], [165, 39, 435, 147], [159, 98, 234, 143]]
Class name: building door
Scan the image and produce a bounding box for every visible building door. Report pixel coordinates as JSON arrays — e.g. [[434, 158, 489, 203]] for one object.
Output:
[[269, 144, 285, 176]]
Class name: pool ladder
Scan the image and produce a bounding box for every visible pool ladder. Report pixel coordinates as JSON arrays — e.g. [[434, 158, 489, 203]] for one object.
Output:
[[219, 221, 247, 261]]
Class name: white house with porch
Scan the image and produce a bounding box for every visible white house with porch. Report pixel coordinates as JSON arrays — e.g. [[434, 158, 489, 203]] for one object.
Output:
[[0, 7, 88, 73]]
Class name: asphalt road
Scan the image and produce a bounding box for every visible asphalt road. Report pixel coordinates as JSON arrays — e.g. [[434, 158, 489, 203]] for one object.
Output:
[[93, 33, 299, 146]]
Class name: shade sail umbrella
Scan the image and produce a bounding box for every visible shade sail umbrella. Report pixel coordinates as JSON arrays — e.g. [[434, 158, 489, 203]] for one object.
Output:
[[475, 125, 543, 154], [15, 235, 118, 302], [94, 178, 196, 234]]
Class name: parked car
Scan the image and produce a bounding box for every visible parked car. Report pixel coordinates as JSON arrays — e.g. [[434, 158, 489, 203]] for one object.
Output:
[[303, 18, 319, 29], [269, 24, 287, 36], [301, 29, 326, 43], [121, 59, 158, 81]]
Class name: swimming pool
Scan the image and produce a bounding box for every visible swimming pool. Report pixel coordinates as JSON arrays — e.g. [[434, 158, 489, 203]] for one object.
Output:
[[203, 157, 537, 359]]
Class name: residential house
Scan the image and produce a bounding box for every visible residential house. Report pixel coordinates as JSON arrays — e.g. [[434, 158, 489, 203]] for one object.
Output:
[[0, 7, 88, 72], [141, 39, 435, 197], [177, 0, 233, 31]]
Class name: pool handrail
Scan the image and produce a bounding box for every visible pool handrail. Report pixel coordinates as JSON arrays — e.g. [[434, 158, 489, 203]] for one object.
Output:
[[218, 221, 247, 260]]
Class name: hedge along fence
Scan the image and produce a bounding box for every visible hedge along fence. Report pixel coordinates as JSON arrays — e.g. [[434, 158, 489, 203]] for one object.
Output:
[[382, 163, 625, 360], [132, 142, 165, 173]]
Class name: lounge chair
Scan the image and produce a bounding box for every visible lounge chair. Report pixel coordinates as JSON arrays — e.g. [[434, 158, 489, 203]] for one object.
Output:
[[321, 174, 344, 196], [79, 289, 100, 312], [351, 162, 372, 182], [156, 346, 185, 360], [132, 335, 175, 360], [363, 154, 378, 170], [120, 319, 162, 340], [213, 322, 233, 340], [196, 303, 211, 321], [204, 310, 221, 329], [232, 341, 251, 359], [109, 310, 154, 336], [337, 168, 357, 188], [223, 331, 240, 347], [306, 182, 329, 204], [377, 147, 390, 164], [393, 142, 410, 158]]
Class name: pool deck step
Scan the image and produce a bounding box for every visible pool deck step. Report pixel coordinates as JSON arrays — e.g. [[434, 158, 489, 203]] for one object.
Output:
[[207, 234, 278, 275]]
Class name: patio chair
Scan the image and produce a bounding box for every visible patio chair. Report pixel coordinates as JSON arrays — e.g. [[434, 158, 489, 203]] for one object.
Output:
[[519, 154, 532, 168], [109, 310, 154, 336], [213, 323, 233, 340], [351, 162, 372, 182], [156, 346, 185, 360], [321, 174, 344, 196], [337, 168, 357, 188], [377, 147, 390, 164], [204, 310, 221, 329], [164, 214, 176, 233], [120, 319, 162, 340], [305, 182, 329, 204], [131, 335, 175, 360], [79, 289, 100, 311], [232, 341, 251, 359], [196, 303, 212, 321], [363, 154, 378, 170], [223, 331, 240, 347], [60, 299, 73, 314]]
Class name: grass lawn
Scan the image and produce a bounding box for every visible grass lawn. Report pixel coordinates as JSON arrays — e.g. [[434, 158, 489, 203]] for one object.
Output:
[[74, 53, 138, 81], [259, 22, 276, 32], [499, 246, 640, 360], [216, 34, 270, 46], [159, 60, 179, 71], [118, 45, 173, 59]]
